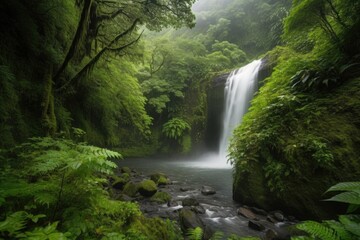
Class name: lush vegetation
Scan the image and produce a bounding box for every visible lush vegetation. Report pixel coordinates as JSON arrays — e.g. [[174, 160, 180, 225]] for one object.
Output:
[[1, 0, 360, 238], [230, 0, 360, 219], [293, 182, 360, 239]]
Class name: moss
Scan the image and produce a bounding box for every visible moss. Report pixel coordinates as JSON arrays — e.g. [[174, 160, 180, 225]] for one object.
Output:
[[122, 182, 139, 197], [230, 63, 360, 219], [150, 191, 171, 203], [112, 176, 130, 190], [150, 173, 169, 186], [138, 180, 157, 197]]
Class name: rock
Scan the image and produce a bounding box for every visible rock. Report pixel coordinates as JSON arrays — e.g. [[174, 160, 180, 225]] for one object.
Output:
[[117, 194, 134, 202], [120, 166, 132, 174], [122, 182, 139, 197], [150, 191, 171, 204], [179, 208, 204, 231], [112, 176, 129, 190], [191, 205, 206, 214], [180, 187, 193, 192], [265, 229, 279, 240], [121, 173, 131, 181], [201, 186, 216, 195], [250, 207, 268, 216], [150, 173, 169, 186], [274, 212, 285, 222], [138, 180, 157, 197], [248, 220, 265, 231], [182, 197, 199, 207], [267, 215, 278, 223], [237, 207, 258, 220]]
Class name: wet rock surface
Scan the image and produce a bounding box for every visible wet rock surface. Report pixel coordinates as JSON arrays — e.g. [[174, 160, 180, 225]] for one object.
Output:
[[112, 166, 297, 239]]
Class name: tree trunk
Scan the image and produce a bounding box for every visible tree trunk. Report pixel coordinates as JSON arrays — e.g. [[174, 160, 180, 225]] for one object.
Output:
[[41, 64, 57, 136]]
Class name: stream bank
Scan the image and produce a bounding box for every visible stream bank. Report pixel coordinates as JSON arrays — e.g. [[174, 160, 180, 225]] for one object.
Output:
[[111, 156, 297, 239]]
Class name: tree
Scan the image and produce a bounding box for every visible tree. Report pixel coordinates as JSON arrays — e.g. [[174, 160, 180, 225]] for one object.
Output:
[[45, 0, 196, 136]]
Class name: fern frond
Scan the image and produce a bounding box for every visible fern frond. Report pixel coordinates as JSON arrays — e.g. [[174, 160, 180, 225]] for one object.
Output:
[[0, 211, 28, 235], [338, 215, 360, 237], [297, 221, 340, 240], [324, 220, 354, 240], [324, 191, 360, 205], [210, 231, 224, 240], [187, 227, 203, 240], [326, 182, 360, 193]]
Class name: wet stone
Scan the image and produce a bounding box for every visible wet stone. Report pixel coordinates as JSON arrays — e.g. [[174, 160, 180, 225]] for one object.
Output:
[[191, 205, 206, 214], [237, 207, 258, 220], [182, 197, 199, 206], [250, 206, 268, 216], [248, 220, 265, 231], [267, 215, 278, 223], [201, 186, 216, 195], [274, 212, 285, 222], [265, 229, 279, 240]]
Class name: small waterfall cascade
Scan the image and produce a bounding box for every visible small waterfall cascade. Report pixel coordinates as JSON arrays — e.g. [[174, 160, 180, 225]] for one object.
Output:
[[218, 60, 262, 163]]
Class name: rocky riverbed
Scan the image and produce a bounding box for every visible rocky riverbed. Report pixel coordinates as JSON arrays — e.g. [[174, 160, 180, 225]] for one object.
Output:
[[109, 166, 298, 239]]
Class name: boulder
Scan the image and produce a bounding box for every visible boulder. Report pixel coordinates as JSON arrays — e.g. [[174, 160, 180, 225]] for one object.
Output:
[[267, 215, 278, 223], [179, 208, 204, 231], [182, 197, 199, 207], [150, 191, 171, 204], [237, 207, 258, 220], [191, 205, 206, 214], [265, 229, 279, 240], [112, 176, 129, 190], [250, 207, 268, 216], [248, 220, 265, 231], [122, 182, 139, 197], [274, 212, 285, 222], [138, 180, 157, 197], [201, 186, 216, 195], [180, 187, 193, 192], [120, 166, 132, 174], [150, 173, 169, 185]]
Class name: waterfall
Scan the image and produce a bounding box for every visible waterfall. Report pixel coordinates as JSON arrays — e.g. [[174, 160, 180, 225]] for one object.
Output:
[[218, 60, 262, 163]]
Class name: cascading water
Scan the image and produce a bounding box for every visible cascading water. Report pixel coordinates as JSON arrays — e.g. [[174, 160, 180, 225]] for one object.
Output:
[[218, 60, 262, 165], [179, 59, 262, 169]]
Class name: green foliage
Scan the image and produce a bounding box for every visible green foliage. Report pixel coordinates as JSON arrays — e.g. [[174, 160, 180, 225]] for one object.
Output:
[[187, 227, 203, 240], [162, 118, 191, 140], [292, 182, 360, 240], [230, 0, 360, 216], [0, 137, 149, 239]]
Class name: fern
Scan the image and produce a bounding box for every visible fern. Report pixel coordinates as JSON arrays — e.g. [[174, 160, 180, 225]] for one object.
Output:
[[210, 231, 224, 240], [162, 118, 191, 140], [187, 227, 203, 240], [0, 211, 28, 236], [295, 182, 360, 240], [296, 221, 340, 240]]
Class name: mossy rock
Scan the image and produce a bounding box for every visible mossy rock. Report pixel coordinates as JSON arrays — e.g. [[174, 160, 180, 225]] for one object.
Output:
[[138, 180, 157, 197], [150, 173, 169, 186], [121, 173, 131, 181], [112, 176, 129, 190], [122, 182, 139, 197], [150, 191, 171, 203], [120, 166, 132, 174]]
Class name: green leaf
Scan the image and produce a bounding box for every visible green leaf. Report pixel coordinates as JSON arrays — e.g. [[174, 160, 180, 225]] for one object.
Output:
[[326, 182, 360, 193], [324, 192, 360, 205]]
